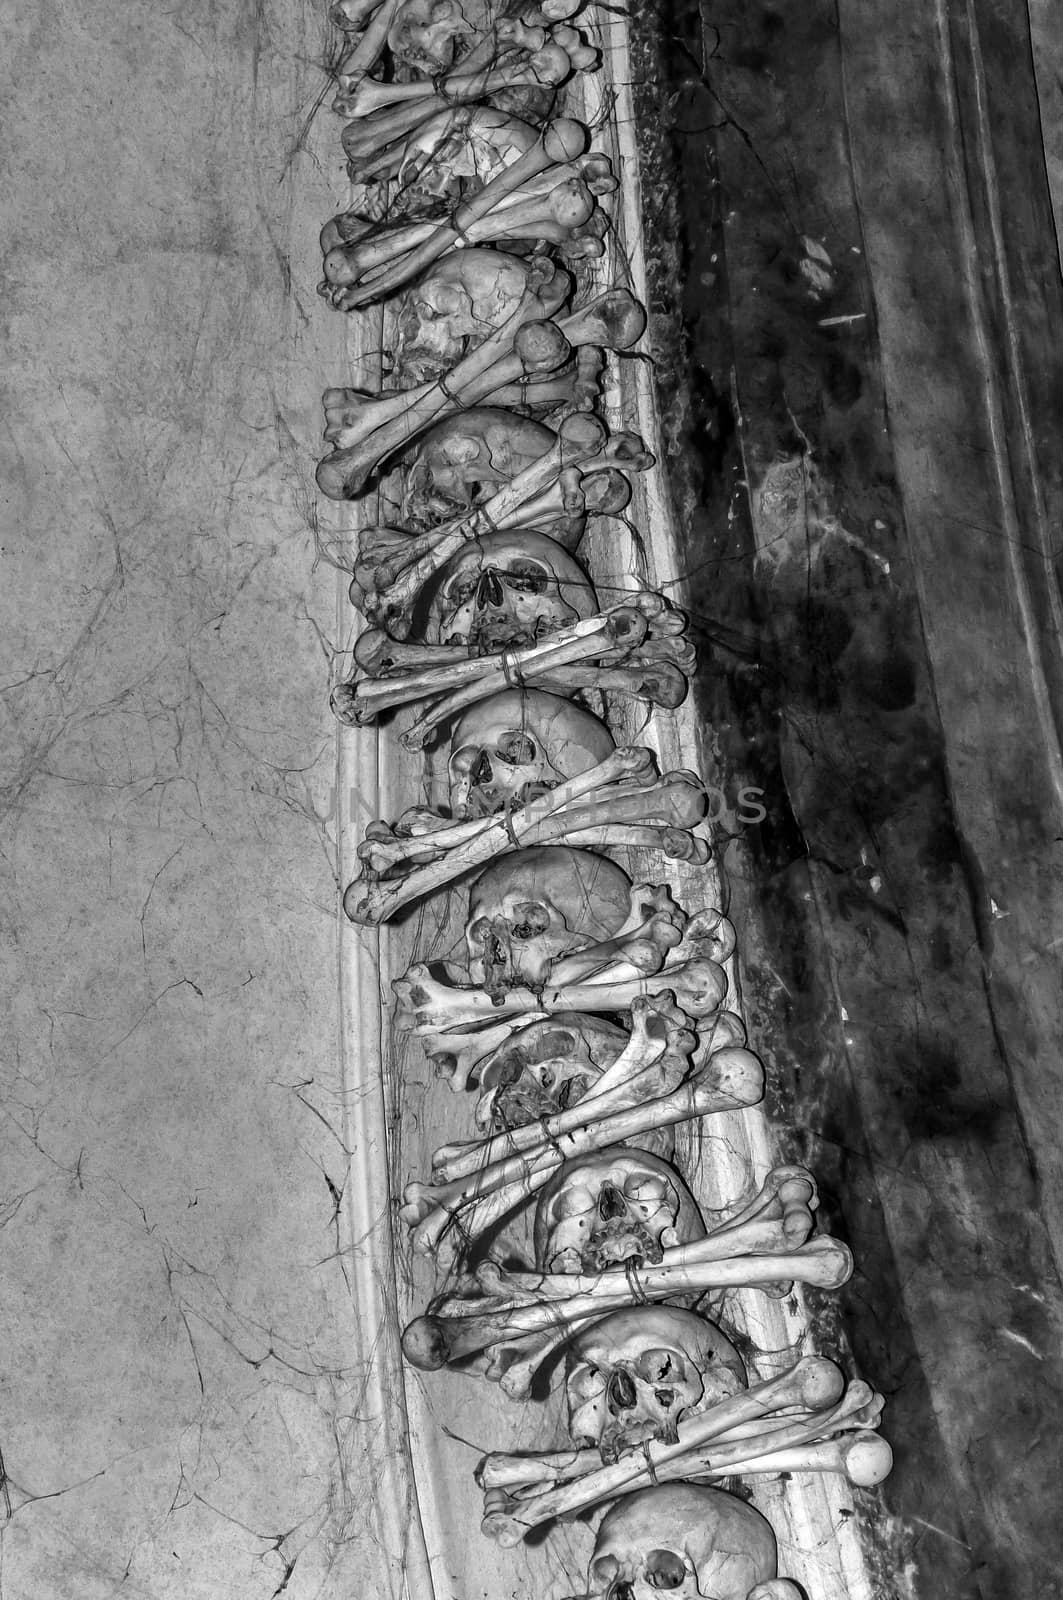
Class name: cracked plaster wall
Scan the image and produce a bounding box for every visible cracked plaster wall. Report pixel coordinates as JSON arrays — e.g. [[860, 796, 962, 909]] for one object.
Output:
[[0, 5, 367, 1594]]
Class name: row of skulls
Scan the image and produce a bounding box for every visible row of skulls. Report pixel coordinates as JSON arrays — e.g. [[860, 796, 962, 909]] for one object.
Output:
[[312, 2, 891, 1596]]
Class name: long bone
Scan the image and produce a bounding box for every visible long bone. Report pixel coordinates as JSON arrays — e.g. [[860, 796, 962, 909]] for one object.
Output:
[[401, 1234, 853, 1381], [478, 1366, 885, 1542], [445, 0, 590, 81], [341, 94, 532, 172], [476, 1377, 885, 1493], [354, 421, 653, 629], [401, 1044, 765, 1260], [713, 1429, 894, 1488], [346, 750, 711, 924], [317, 290, 645, 501]]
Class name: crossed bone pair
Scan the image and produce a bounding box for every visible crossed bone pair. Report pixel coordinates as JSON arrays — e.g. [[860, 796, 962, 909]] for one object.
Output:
[[348, 412, 652, 630], [345, 746, 712, 924], [331, 0, 589, 121], [400, 998, 763, 1260], [329, 118, 612, 306], [394, 901, 735, 1087], [401, 1167, 852, 1398], [475, 1354, 890, 1544], [317, 275, 645, 499], [338, 30, 595, 128], [334, 590, 694, 734]]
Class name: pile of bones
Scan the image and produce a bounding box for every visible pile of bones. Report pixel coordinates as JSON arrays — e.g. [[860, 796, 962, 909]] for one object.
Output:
[[315, 0, 892, 1592]]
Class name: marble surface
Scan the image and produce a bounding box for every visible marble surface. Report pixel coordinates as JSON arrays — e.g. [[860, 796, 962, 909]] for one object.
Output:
[[0, 3, 385, 1593]]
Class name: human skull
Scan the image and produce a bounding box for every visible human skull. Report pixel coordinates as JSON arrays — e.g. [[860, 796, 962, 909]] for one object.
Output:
[[448, 687, 614, 819], [565, 1307, 746, 1462], [401, 408, 557, 528], [475, 1012, 630, 1128], [393, 251, 569, 384], [385, 0, 489, 74], [464, 845, 632, 994], [534, 1146, 706, 1274], [413, 529, 598, 651], [392, 107, 540, 217], [588, 1485, 782, 1600]]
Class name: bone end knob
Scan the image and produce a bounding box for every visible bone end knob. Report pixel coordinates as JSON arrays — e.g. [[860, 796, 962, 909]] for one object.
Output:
[[401, 1315, 450, 1370], [543, 117, 587, 164], [843, 1430, 894, 1488]]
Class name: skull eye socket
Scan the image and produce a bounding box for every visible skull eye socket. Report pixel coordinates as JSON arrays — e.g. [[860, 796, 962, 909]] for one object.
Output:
[[644, 1549, 688, 1590], [532, 1028, 577, 1059], [509, 901, 550, 942], [623, 1172, 670, 1203], [495, 730, 538, 766], [467, 916, 489, 948], [567, 1361, 606, 1406], [636, 1348, 679, 1384], [501, 559, 550, 593], [554, 1184, 596, 1221]]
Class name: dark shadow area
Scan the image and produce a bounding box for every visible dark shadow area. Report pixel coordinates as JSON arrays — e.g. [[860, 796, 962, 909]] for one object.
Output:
[[629, 1, 1063, 1594]]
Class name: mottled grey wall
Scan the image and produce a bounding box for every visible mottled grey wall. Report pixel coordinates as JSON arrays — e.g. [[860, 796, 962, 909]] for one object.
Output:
[[0, 4, 374, 1592]]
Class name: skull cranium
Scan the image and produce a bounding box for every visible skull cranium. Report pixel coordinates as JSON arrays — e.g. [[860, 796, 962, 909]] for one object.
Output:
[[565, 1307, 746, 1462], [464, 845, 632, 994], [448, 687, 614, 819], [385, 0, 489, 74], [534, 1146, 706, 1275], [413, 529, 598, 650], [393, 251, 570, 385], [589, 1484, 783, 1600], [401, 408, 557, 528]]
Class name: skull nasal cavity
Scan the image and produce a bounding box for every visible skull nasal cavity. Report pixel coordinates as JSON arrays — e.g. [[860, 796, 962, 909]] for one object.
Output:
[[598, 1182, 627, 1221], [477, 568, 505, 607], [606, 1367, 637, 1414]]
